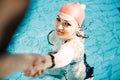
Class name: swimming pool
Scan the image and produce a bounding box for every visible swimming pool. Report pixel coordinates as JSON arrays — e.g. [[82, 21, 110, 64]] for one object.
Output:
[[6, 0, 120, 80]]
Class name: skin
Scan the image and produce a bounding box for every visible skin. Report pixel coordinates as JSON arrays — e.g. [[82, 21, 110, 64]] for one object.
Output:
[[0, 54, 46, 78], [55, 12, 79, 39]]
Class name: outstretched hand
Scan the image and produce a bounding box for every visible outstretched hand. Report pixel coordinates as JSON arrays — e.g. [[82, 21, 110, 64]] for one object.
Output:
[[24, 55, 52, 77]]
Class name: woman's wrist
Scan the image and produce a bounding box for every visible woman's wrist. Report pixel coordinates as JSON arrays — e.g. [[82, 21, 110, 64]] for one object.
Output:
[[48, 54, 55, 68], [44, 55, 54, 69]]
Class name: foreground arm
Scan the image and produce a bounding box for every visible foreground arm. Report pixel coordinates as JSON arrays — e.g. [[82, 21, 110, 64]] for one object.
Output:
[[0, 54, 31, 78], [0, 53, 46, 79], [0, 0, 37, 79]]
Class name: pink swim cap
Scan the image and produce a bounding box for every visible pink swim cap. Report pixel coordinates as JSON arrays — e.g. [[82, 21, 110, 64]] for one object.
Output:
[[59, 2, 85, 27]]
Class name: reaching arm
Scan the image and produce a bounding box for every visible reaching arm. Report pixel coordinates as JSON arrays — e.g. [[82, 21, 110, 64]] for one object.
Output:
[[0, 53, 48, 79], [0, 54, 29, 78], [53, 44, 74, 68], [45, 43, 74, 68]]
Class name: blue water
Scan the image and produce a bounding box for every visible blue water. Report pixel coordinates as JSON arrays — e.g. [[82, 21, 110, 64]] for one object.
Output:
[[5, 0, 120, 80]]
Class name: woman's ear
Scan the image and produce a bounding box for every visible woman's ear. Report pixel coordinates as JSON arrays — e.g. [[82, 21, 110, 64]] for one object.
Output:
[[81, 4, 86, 10]]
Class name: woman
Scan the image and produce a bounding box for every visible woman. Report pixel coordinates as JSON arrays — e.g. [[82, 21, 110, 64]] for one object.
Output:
[[26, 2, 93, 80], [47, 2, 86, 80]]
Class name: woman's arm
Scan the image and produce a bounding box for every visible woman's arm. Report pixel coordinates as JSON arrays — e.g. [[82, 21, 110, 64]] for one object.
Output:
[[53, 44, 74, 68], [45, 43, 74, 68]]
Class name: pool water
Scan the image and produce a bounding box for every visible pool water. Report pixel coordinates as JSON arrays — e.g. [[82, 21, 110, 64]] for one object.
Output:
[[5, 0, 120, 80]]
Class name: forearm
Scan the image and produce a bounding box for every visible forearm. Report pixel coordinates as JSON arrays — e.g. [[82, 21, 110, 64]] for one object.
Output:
[[45, 46, 74, 68], [0, 53, 31, 78], [53, 51, 74, 68]]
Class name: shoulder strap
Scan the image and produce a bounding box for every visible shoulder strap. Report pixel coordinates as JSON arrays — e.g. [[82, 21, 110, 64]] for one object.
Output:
[[47, 30, 55, 45]]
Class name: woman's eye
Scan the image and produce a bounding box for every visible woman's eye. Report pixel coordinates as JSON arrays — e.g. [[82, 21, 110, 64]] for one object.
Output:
[[65, 22, 71, 26], [56, 18, 61, 22]]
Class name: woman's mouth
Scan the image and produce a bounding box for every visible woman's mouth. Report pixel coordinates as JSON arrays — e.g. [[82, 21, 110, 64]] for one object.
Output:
[[56, 30, 64, 35]]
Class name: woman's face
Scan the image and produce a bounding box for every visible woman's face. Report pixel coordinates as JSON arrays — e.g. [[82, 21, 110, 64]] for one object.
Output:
[[55, 12, 79, 39]]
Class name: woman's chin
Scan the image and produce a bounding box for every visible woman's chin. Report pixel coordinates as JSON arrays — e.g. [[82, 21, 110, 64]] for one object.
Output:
[[56, 31, 66, 38], [57, 34, 63, 37], [56, 34, 64, 38]]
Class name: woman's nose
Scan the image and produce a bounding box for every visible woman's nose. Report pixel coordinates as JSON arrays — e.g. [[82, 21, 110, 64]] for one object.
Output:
[[57, 24, 63, 30]]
